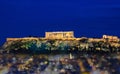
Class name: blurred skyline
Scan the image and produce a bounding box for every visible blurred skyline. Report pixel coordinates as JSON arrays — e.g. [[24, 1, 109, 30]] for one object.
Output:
[[0, 0, 120, 45]]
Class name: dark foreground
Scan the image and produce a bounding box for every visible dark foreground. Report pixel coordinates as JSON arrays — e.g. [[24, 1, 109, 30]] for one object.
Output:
[[0, 52, 120, 74]]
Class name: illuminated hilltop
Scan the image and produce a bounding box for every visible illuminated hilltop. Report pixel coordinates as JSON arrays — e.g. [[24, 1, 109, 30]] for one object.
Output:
[[6, 31, 119, 42], [1, 31, 120, 54]]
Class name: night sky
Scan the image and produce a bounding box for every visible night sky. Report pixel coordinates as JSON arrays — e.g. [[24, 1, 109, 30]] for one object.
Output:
[[0, 0, 120, 45]]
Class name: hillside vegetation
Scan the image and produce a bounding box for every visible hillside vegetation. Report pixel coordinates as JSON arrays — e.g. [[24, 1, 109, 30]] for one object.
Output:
[[2, 38, 120, 54]]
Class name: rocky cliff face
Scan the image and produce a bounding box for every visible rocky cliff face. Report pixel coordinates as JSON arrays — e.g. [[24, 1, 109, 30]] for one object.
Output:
[[1, 38, 120, 53]]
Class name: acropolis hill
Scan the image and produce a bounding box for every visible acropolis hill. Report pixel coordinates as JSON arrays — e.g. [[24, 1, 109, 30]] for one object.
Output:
[[6, 31, 119, 42], [2, 31, 120, 53]]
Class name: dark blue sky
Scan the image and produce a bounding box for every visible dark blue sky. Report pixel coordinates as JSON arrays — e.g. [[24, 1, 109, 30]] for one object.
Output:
[[0, 0, 120, 45]]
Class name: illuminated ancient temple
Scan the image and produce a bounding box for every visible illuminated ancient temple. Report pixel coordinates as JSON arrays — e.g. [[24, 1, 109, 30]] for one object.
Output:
[[45, 31, 74, 39]]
